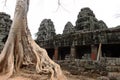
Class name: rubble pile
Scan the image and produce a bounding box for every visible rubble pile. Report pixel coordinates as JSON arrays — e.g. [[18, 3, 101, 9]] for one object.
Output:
[[56, 59, 108, 77]]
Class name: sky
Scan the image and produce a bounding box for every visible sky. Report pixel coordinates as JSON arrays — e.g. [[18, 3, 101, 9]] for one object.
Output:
[[0, 0, 120, 39]]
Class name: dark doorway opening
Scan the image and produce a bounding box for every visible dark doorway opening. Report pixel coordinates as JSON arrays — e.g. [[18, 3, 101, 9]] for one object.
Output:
[[102, 44, 120, 57], [58, 47, 70, 60], [46, 48, 54, 59], [76, 45, 91, 59]]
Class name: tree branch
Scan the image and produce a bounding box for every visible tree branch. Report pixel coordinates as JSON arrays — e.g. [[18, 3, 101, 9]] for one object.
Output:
[[55, 0, 69, 12]]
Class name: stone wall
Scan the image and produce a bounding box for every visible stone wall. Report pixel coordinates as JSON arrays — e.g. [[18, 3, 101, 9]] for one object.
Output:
[[0, 12, 12, 52], [36, 7, 120, 48], [56, 59, 107, 77], [56, 58, 120, 75]]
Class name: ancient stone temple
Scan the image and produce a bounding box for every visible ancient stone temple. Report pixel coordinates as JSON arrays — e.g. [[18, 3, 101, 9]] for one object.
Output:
[[36, 19, 56, 41], [63, 22, 74, 34], [75, 7, 108, 31], [35, 19, 56, 54], [0, 12, 12, 52], [36, 7, 120, 60]]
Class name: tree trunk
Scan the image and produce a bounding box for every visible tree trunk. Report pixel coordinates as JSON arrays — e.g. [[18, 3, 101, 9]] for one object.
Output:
[[0, 0, 67, 80]]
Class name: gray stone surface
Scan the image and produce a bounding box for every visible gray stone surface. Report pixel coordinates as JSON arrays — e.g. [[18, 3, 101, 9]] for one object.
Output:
[[97, 76, 109, 80], [63, 22, 74, 34], [0, 12, 12, 52], [56, 59, 108, 76], [36, 19, 56, 41], [75, 7, 108, 31], [98, 20, 108, 29]]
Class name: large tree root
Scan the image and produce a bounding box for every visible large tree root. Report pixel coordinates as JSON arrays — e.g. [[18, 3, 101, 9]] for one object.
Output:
[[0, 34, 67, 80], [31, 40, 67, 80], [0, 0, 67, 80]]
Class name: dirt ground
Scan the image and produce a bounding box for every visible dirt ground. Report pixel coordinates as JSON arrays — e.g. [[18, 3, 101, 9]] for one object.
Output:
[[8, 74, 95, 80], [0, 70, 95, 80], [0, 68, 119, 80]]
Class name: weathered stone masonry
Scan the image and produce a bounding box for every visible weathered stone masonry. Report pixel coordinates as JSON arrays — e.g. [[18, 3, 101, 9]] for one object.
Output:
[[0, 12, 12, 52], [0, 8, 120, 77], [0, 8, 120, 61], [36, 7, 120, 60]]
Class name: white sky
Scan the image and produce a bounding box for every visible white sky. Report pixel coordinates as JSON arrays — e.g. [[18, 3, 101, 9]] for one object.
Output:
[[0, 0, 120, 39]]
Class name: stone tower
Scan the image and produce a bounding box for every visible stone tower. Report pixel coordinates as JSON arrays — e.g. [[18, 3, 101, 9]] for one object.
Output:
[[36, 19, 56, 41], [0, 12, 12, 52], [98, 20, 108, 29], [63, 22, 74, 34], [75, 7, 108, 31]]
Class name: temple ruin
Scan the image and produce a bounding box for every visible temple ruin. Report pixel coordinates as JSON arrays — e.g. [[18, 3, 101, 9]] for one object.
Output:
[[0, 7, 120, 77], [36, 7, 120, 60], [0, 8, 120, 61], [34, 8, 120, 76]]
